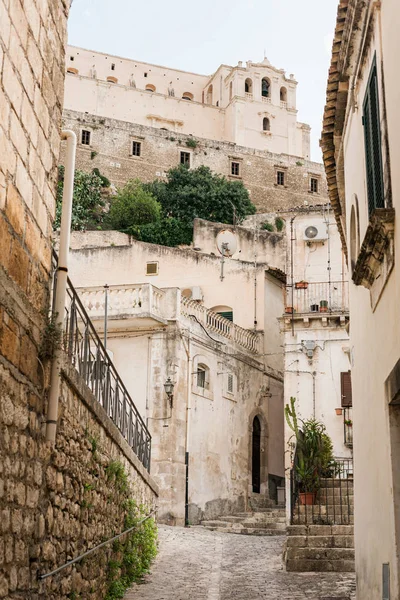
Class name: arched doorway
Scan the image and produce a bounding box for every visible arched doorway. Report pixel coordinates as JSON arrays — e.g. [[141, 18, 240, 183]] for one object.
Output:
[[252, 416, 261, 493]]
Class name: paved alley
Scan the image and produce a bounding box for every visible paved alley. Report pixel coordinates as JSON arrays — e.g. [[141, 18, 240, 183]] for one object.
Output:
[[124, 525, 356, 600]]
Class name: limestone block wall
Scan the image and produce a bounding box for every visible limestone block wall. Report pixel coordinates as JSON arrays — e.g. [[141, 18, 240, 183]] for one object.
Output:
[[0, 353, 158, 599], [60, 110, 328, 213]]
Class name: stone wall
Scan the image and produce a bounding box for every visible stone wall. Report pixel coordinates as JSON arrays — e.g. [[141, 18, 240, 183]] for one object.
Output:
[[61, 110, 328, 213], [0, 352, 158, 599]]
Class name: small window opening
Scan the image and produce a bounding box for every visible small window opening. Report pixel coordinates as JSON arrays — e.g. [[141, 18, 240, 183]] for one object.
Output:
[[280, 86, 287, 102], [245, 78, 253, 94], [277, 171, 285, 186], [132, 141, 141, 157], [182, 92, 193, 101], [107, 76, 118, 84], [263, 117, 270, 131], [81, 130, 91, 145], [67, 67, 78, 75], [227, 374, 234, 394], [144, 72, 148, 78], [310, 178, 318, 193], [145, 84, 156, 92], [231, 161, 240, 177], [111, 63, 115, 71], [146, 262, 158, 275], [197, 364, 209, 389], [70, 56, 75, 61], [229, 81, 233, 101], [180, 151, 190, 166], [261, 78, 270, 97], [207, 84, 213, 105]]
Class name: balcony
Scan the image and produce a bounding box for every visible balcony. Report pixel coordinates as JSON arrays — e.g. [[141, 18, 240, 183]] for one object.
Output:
[[280, 100, 287, 109], [181, 297, 261, 354], [77, 284, 171, 332], [261, 96, 271, 104], [284, 280, 349, 318], [245, 92, 253, 100], [344, 407, 353, 446]]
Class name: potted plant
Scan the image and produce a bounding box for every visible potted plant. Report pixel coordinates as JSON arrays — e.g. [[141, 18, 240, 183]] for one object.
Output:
[[295, 281, 309, 290], [320, 300, 329, 313], [335, 407, 343, 416], [285, 306, 294, 314], [285, 397, 335, 507], [344, 419, 353, 427]]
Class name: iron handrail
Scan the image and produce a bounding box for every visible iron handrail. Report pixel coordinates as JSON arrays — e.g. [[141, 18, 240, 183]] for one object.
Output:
[[38, 508, 157, 580], [51, 250, 151, 471]]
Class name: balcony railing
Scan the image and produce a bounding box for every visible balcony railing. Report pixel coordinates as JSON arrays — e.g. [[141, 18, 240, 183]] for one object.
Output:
[[245, 92, 253, 100], [181, 297, 261, 354], [52, 257, 152, 472], [78, 284, 166, 322], [285, 280, 349, 315], [280, 100, 287, 109], [261, 96, 271, 104], [344, 407, 353, 446]]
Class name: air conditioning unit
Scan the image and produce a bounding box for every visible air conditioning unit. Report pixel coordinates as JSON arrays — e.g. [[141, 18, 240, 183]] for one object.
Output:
[[303, 221, 328, 242], [191, 286, 203, 301]]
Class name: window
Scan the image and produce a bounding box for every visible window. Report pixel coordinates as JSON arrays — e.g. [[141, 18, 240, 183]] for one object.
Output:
[[207, 84, 213, 105], [227, 374, 234, 393], [132, 141, 141, 157], [146, 262, 158, 275], [341, 371, 352, 407], [145, 84, 156, 92], [231, 161, 240, 177], [229, 81, 233, 101], [280, 86, 287, 102], [111, 63, 115, 71], [144, 72, 148, 77], [245, 78, 253, 94], [67, 67, 78, 75], [81, 130, 91, 145], [261, 78, 270, 98], [262, 117, 270, 132], [217, 310, 233, 322], [70, 56, 75, 61], [310, 177, 318, 193], [277, 170, 285, 186], [182, 92, 193, 101], [363, 56, 384, 215], [197, 364, 209, 389], [107, 76, 118, 83], [180, 151, 190, 166]]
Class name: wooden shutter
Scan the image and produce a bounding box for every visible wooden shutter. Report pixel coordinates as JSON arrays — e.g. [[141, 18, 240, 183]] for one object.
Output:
[[363, 56, 384, 216], [217, 311, 233, 322], [341, 371, 352, 407]]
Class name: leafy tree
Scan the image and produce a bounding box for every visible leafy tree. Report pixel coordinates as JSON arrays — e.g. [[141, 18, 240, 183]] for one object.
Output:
[[54, 166, 104, 231], [107, 179, 161, 230], [144, 164, 256, 226], [128, 218, 193, 247]]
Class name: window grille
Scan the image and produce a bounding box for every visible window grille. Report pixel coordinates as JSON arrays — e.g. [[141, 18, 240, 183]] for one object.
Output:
[[197, 368, 206, 389], [132, 141, 141, 157], [227, 374, 234, 393], [81, 130, 91, 145], [277, 171, 285, 186], [180, 151, 190, 166], [310, 178, 318, 193], [231, 161, 240, 176], [363, 56, 384, 216]]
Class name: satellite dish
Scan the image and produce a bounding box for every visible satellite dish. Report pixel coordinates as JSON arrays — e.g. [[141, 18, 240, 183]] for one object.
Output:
[[216, 230, 238, 257]]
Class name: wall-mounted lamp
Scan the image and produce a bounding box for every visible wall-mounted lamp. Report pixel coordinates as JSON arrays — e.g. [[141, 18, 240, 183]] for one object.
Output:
[[164, 377, 175, 407]]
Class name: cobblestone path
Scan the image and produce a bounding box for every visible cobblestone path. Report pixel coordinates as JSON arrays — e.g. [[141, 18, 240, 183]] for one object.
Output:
[[124, 525, 356, 600]]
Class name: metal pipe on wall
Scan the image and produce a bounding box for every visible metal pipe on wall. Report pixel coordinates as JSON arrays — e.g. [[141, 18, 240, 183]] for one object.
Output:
[[46, 130, 77, 443]]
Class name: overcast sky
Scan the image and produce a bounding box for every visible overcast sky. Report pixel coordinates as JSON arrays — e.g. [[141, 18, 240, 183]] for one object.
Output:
[[68, 0, 338, 162]]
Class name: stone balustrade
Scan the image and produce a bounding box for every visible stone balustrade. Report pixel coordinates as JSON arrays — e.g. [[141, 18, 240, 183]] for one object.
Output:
[[78, 283, 166, 320]]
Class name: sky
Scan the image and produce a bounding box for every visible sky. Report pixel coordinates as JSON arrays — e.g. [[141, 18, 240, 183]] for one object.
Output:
[[68, 0, 338, 162]]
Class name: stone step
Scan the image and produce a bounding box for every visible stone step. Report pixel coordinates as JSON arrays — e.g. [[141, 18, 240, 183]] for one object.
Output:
[[286, 547, 355, 562], [286, 558, 355, 572], [287, 524, 354, 536], [286, 535, 354, 549], [203, 526, 286, 536], [241, 521, 286, 530], [293, 516, 354, 525], [218, 516, 248, 523], [296, 505, 354, 515], [200, 520, 231, 528]]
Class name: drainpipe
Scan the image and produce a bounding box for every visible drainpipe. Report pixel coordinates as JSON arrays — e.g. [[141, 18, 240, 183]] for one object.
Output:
[[184, 337, 192, 526], [46, 130, 76, 443]]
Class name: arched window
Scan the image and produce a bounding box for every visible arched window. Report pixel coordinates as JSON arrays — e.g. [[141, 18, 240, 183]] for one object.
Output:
[[207, 84, 213, 105], [245, 78, 253, 94], [107, 76, 118, 84], [261, 77, 271, 98], [197, 363, 210, 389], [280, 86, 287, 102], [67, 67, 78, 75], [145, 84, 156, 92], [263, 117, 270, 131], [229, 81, 233, 101], [182, 92, 193, 101], [211, 305, 233, 322]]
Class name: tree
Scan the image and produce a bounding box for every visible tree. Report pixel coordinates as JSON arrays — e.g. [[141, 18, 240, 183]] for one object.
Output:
[[107, 179, 161, 230], [54, 166, 104, 231], [144, 164, 256, 226]]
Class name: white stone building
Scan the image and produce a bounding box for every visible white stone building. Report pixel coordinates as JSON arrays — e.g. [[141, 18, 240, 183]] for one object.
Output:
[[67, 222, 286, 525]]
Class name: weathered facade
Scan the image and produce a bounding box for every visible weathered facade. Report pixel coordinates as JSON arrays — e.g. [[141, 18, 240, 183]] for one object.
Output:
[[0, 1, 159, 598], [67, 221, 286, 524], [321, 0, 400, 596], [61, 49, 328, 213]]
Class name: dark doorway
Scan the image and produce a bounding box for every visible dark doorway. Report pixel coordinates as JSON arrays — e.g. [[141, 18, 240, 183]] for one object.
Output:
[[252, 416, 261, 493]]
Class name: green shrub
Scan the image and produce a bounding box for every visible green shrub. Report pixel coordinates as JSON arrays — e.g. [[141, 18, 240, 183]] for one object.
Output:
[[185, 137, 198, 148], [128, 218, 193, 247], [275, 217, 285, 232], [107, 179, 161, 230], [54, 166, 104, 231], [261, 222, 274, 232]]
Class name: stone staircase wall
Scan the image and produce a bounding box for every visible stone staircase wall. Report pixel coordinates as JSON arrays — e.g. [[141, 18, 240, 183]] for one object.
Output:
[[286, 524, 355, 572]]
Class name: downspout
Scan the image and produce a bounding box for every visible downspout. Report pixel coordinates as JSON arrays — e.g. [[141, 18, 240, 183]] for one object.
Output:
[[184, 337, 192, 526], [46, 130, 76, 443], [290, 216, 297, 336]]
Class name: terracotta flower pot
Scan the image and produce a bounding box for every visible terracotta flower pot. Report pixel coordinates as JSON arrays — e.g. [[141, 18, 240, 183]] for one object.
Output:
[[285, 306, 294, 314], [335, 408, 343, 416], [295, 281, 309, 290], [299, 492, 316, 506]]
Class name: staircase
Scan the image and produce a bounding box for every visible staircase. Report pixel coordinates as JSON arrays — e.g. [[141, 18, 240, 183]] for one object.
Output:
[[200, 497, 286, 536]]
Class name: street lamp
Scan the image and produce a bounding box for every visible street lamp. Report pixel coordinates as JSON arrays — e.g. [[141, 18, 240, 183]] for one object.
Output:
[[164, 377, 175, 407]]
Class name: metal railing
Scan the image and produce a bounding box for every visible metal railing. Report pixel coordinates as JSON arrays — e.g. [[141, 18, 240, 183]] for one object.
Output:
[[52, 255, 151, 472], [285, 280, 349, 315], [344, 407, 353, 446], [39, 508, 157, 580], [290, 457, 353, 525], [181, 297, 261, 353]]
